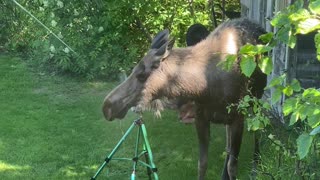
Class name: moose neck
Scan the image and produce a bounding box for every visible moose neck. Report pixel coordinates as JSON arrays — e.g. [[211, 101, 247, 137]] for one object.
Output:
[[154, 40, 216, 100]]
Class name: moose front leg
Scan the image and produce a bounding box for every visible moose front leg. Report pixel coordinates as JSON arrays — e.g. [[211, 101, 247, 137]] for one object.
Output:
[[222, 118, 244, 180], [195, 115, 210, 180]]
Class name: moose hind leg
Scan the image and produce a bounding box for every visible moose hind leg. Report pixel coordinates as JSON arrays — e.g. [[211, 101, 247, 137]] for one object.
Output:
[[224, 118, 244, 180], [195, 116, 210, 180]]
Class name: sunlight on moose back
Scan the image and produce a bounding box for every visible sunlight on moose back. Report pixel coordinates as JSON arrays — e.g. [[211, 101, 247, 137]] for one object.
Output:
[[102, 18, 267, 180]]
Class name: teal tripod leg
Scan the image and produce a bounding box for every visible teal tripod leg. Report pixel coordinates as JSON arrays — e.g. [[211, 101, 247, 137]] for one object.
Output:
[[91, 119, 138, 180], [140, 122, 159, 180], [91, 117, 159, 180], [131, 124, 141, 180], [143, 144, 152, 180]]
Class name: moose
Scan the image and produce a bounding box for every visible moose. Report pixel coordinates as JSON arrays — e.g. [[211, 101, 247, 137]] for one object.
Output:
[[102, 18, 267, 179]]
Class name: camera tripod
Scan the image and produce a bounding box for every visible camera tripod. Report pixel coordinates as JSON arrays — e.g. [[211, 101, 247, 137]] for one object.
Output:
[[91, 117, 159, 180]]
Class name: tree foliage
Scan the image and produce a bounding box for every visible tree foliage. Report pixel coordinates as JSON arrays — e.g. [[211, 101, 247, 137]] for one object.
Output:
[[2, 0, 214, 79]]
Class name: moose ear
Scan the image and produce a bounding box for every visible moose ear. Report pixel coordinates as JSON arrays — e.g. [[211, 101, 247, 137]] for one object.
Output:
[[151, 29, 170, 49], [167, 38, 175, 51], [155, 42, 167, 57], [155, 38, 175, 59]]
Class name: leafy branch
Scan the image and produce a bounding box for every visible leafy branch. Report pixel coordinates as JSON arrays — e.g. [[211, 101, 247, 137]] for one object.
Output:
[[223, 0, 320, 162]]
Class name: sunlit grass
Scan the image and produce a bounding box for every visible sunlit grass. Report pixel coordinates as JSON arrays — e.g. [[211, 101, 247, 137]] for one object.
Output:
[[60, 165, 98, 177], [0, 161, 30, 172], [0, 55, 255, 179]]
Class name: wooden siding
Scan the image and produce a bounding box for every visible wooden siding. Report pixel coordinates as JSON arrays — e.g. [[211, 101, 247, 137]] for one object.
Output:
[[240, 0, 290, 84], [293, 33, 320, 88], [241, 0, 320, 118], [240, 0, 290, 109], [240, 0, 320, 88]]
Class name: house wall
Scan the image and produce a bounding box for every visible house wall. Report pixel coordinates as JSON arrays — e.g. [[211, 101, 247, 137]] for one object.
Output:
[[294, 33, 320, 88], [240, 0, 320, 118], [240, 0, 291, 82], [240, 0, 291, 119]]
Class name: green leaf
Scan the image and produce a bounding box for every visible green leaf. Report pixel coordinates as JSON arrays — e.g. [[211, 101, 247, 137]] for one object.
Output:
[[262, 102, 271, 110], [296, 18, 320, 34], [290, 0, 304, 11], [243, 95, 251, 102], [277, 25, 291, 44], [268, 77, 282, 88], [261, 116, 270, 127], [283, 98, 297, 116], [217, 54, 237, 71], [297, 106, 307, 121], [240, 55, 256, 77], [303, 88, 320, 98], [271, 13, 290, 27], [248, 119, 261, 131], [310, 126, 320, 135], [256, 45, 273, 53], [271, 88, 282, 104], [259, 32, 274, 43], [307, 112, 320, 128], [291, 79, 302, 92], [315, 32, 320, 61], [267, 75, 286, 89], [288, 34, 297, 48], [296, 133, 313, 159], [283, 86, 293, 96], [239, 44, 257, 55], [309, 0, 320, 14], [288, 9, 310, 22], [289, 112, 299, 126], [258, 56, 272, 75]]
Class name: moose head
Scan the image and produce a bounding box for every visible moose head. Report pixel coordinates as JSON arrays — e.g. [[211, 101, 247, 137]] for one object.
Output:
[[103, 29, 175, 121]]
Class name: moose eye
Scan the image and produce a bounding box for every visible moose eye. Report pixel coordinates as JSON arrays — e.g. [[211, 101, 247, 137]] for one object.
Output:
[[136, 73, 147, 82]]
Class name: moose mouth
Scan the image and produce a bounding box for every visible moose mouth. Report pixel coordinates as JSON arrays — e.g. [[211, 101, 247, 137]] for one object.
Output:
[[103, 101, 131, 121]]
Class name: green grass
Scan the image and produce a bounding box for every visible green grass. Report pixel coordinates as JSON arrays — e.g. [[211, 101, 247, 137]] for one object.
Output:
[[0, 55, 255, 179]]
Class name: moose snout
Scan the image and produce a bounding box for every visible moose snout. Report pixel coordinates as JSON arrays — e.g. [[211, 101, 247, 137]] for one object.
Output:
[[102, 99, 114, 121], [102, 97, 130, 121]]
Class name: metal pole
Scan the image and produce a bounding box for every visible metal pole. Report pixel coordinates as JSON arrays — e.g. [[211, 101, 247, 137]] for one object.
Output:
[[131, 124, 141, 180], [141, 123, 159, 180]]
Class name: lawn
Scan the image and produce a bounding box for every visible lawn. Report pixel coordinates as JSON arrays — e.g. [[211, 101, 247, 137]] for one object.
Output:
[[0, 55, 255, 179]]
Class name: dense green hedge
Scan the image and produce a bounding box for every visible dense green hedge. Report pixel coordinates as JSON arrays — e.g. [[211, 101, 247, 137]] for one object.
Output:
[[2, 0, 225, 79]]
